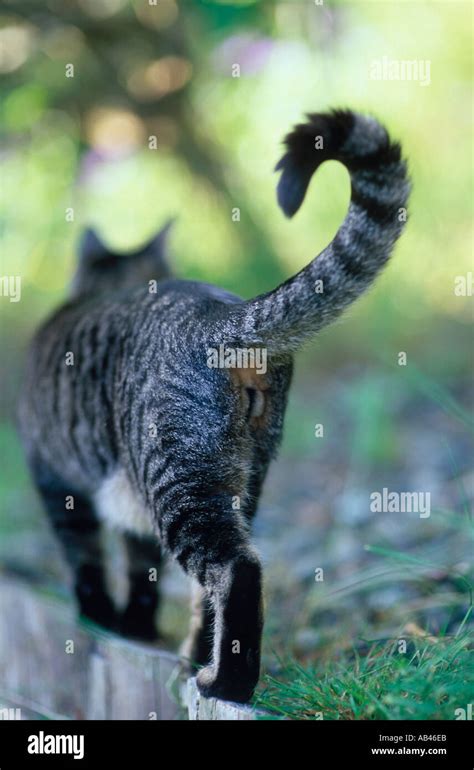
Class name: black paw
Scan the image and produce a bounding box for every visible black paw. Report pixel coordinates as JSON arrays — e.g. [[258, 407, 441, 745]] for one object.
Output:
[[120, 596, 159, 642], [196, 665, 256, 704], [78, 591, 118, 631], [76, 565, 118, 631]]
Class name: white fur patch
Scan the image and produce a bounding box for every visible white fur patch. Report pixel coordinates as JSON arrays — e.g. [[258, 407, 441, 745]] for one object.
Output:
[[94, 469, 154, 536]]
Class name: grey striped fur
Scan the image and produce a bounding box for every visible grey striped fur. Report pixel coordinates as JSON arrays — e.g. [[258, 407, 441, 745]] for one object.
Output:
[[18, 110, 410, 703]]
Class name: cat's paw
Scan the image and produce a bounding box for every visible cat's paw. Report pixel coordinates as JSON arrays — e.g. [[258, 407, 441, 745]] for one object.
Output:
[[120, 606, 159, 643], [76, 565, 118, 632], [78, 593, 118, 632], [196, 665, 256, 704]]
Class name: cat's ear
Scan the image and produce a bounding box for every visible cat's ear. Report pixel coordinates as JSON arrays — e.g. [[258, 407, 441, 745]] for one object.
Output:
[[79, 228, 109, 263], [144, 218, 175, 262]]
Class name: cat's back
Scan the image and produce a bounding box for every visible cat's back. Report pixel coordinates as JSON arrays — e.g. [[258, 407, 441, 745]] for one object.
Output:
[[19, 278, 243, 431]]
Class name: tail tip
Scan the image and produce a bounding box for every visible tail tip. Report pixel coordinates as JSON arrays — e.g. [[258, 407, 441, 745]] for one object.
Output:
[[275, 156, 313, 217], [275, 171, 301, 218], [275, 109, 356, 217], [275, 109, 407, 217]]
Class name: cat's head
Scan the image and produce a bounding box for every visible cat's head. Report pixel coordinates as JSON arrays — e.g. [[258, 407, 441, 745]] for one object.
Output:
[[70, 220, 174, 297]]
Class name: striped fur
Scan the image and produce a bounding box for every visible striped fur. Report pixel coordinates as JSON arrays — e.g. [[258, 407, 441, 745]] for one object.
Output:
[[220, 110, 410, 354], [18, 110, 410, 703]]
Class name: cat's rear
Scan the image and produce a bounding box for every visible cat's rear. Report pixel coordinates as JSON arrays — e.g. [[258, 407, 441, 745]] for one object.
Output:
[[18, 109, 410, 704]]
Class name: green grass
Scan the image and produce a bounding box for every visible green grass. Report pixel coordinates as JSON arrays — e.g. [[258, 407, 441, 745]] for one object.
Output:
[[260, 514, 473, 720], [256, 631, 473, 720]]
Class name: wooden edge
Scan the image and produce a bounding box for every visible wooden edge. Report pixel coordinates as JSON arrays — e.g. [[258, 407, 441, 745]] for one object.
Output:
[[0, 573, 275, 721]]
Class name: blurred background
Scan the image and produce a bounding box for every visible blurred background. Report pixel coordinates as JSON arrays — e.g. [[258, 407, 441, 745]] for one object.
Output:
[[0, 0, 472, 717]]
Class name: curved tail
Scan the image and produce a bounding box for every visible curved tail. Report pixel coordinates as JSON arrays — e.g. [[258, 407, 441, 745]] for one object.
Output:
[[224, 110, 410, 354]]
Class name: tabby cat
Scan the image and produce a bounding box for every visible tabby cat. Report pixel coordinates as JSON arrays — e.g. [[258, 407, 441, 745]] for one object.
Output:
[[18, 110, 410, 703]]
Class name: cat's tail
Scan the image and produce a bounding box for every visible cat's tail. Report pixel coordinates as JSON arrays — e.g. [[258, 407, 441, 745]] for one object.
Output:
[[224, 110, 410, 354]]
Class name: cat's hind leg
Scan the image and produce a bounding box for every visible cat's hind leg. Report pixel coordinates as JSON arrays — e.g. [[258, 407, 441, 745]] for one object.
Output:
[[162, 496, 263, 704], [31, 458, 117, 630], [120, 532, 162, 642]]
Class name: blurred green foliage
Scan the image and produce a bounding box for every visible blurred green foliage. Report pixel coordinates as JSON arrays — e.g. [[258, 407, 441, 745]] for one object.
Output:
[[0, 0, 472, 426]]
